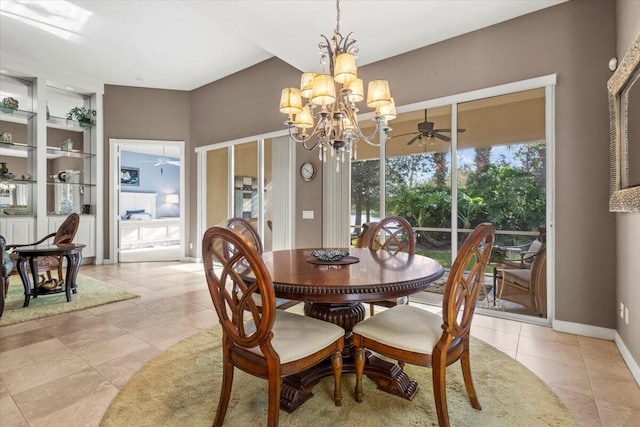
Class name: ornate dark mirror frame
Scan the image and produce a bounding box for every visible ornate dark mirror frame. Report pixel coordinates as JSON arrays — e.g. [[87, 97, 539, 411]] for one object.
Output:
[[608, 32, 640, 212]]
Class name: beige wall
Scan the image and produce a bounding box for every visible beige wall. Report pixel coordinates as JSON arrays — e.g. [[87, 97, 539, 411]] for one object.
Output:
[[104, 1, 621, 335], [102, 85, 191, 256], [616, 0, 640, 369]]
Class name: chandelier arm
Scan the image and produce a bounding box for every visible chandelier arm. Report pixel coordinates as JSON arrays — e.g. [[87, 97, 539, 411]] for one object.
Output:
[[320, 34, 336, 73]]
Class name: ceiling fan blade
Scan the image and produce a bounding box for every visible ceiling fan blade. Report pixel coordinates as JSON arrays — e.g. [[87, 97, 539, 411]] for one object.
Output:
[[154, 162, 162, 166], [434, 133, 451, 142], [388, 131, 419, 140], [167, 161, 181, 166], [407, 134, 422, 145]]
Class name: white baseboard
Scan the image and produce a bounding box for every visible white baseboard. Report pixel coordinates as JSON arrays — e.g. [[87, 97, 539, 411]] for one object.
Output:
[[552, 319, 616, 340], [615, 333, 640, 388], [552, 319, 640, 387]]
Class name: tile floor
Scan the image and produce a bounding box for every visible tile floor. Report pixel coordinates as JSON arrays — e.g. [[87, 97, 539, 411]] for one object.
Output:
[[1, 261, 638, 426]]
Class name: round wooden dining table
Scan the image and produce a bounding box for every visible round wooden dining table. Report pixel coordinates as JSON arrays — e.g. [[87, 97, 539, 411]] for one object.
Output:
[[261, 247, 444, 412]]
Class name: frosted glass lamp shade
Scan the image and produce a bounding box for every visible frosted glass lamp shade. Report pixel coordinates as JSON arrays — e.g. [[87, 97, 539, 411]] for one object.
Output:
[[310, 74, 336, 106], [300, 72, 317, 99], [165, 194, 179, 204], [280, 88, 303, 114], [346, 78, 364, 102], [334, 53, 358, 84], [366, 80, 392, 108]]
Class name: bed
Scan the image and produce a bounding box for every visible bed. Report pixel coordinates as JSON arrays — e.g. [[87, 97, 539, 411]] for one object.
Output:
[[119, 192, 179, 250]]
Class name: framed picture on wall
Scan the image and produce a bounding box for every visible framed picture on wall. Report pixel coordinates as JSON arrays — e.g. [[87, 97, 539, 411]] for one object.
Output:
[[120, 167, 140, 186]]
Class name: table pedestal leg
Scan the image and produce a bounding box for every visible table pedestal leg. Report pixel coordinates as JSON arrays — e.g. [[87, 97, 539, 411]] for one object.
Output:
[[279, 302, 418, 412]]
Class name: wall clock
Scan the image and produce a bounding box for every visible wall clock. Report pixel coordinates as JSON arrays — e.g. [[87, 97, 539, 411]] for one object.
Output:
[[300, 161, 316, 182]]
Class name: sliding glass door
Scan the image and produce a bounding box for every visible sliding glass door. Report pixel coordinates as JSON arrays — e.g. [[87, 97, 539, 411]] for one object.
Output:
[[205, 139, 273, 251], [350, 83, 550, 320]]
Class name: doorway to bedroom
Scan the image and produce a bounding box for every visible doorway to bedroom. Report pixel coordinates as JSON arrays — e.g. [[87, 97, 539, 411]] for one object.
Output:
[[109, 139, 185, 263]]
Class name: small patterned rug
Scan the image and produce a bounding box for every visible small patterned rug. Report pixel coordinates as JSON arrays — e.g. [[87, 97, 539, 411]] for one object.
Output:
[[0, 274, 139, 326]]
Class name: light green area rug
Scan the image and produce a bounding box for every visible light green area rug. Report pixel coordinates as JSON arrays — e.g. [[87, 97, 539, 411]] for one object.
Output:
[[101, 324, 578, 427], [0, 274, 139, 326]]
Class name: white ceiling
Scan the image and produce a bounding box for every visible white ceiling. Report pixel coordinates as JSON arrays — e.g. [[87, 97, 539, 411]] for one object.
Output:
[[0, 0, 567, 92]]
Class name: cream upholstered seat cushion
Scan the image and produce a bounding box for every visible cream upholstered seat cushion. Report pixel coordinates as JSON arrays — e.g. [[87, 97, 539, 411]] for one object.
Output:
[[501, 269, 531, 290], [352, 305, 442, 354], [245, 310, 345, 363]]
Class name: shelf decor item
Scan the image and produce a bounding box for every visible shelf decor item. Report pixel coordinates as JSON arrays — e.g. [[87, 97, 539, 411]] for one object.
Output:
[[1, 97, 18, 113], [0, 132, 12, 142], [61, 138, 73, 151], [66, 106, 96, 128]]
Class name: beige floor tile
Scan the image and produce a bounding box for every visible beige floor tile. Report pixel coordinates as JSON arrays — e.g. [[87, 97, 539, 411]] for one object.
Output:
[[94, 346, 161, 389], [550, 385, 601, 427], [0, 327, 56, 353], [583, 350, 635, 379], [515, 352, 593, 397], [0, 320, 45, 338], [28, 385, 119, 427], [132, 319, 199, 348], [579, 336, 621, 358], [517, 334, 585, 367], [176, 309, 218, 330], [1, 347, 90, 395], [0, 391, 29, 426], [0, 338, 68, 374], [12, 368, 113, 423], [68, 333, 152, 366], [588, 369, 640, 410], [472, 313, 522, 334], [84, 299, 139, 315], [596, 398, 640, 427], [471, 324, 520, 352], [55, 322, 127, 346], [520, 322, 579, 345]]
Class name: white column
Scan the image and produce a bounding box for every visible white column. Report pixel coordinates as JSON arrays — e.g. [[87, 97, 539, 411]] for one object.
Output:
[[271, 135, 295, 249]]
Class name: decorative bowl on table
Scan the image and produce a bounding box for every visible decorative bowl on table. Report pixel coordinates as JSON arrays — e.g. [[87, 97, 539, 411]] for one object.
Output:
[[310, 249, 350, 262]]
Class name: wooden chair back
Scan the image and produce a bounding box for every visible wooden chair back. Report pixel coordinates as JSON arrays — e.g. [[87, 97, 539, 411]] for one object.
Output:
[[441, 223, 494, 340], [54, 213, 80, 244], [368, 216, 416, 254], [202, 225, 275, 349], [225, 217, 263, 254]]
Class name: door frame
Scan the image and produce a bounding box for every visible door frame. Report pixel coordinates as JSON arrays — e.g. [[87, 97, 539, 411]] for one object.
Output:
[[108, 138, 186, 263]]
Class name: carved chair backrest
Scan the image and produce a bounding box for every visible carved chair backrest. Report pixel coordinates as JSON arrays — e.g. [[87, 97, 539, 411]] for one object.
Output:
[[54, 213, 80, 244], [441, 223, 494, 342], [225, 217, 263, 254], [202, 225, 276, 353], [368, 216, 416, 254]]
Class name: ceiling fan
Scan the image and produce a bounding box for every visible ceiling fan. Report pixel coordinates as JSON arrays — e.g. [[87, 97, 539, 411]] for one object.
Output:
[[389, 109, 465, 145], [137, 146, 181, 167], [141, 157, 181, 167]]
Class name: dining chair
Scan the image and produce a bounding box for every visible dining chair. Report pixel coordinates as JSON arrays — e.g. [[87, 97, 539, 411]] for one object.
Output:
[[365, 216, 416, 315], [352, 223, 495, 427], [202, 225, 344, 426], [6, 213, 80, 291], [225, 217, 299, 311]]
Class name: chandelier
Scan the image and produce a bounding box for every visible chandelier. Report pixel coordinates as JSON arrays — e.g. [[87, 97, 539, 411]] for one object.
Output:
[[279, 0, 396, 172]]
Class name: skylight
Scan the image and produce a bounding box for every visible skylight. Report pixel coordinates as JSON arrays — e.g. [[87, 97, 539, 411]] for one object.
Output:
[[0, 0, 91, 42]]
